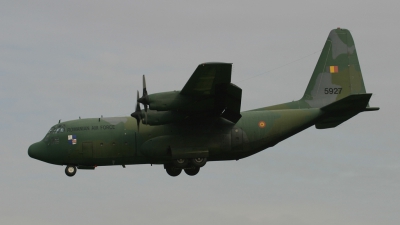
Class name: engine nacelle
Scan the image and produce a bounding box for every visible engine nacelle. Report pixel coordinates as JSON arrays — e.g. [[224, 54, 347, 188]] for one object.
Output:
[[147, 91, 216, 112], [142, 110, 186, 126], [147, 91, 188, 111]]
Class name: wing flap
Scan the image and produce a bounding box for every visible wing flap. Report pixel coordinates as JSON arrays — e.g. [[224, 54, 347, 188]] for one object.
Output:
[[217, 83, 242, 123]]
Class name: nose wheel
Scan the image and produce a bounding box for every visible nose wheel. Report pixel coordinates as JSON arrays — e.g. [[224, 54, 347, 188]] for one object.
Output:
[[65, 165, 77, 177]]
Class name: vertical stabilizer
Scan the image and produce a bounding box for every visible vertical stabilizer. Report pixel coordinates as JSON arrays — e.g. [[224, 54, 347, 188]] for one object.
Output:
[[301, 28, 367, 108]]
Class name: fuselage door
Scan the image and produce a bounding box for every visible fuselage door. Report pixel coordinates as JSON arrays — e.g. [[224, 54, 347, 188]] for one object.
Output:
[[82, 142, 93, 160], [231, 128, 243, 151]]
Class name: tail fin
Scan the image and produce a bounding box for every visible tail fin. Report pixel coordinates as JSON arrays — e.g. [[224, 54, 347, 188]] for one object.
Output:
[[256, 28, 378, 114], [301, 28, 367, 107]]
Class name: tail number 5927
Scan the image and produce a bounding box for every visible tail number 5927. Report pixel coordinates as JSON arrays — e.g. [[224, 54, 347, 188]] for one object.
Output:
[[324, 88, 342, 94]]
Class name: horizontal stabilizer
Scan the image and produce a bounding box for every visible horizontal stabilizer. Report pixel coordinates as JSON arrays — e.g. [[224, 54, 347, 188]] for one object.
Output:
[[316, 111, 359, 129], [320, 93, 372, 112], [316, 93, 379, 129], [364, 107, 380, 111]]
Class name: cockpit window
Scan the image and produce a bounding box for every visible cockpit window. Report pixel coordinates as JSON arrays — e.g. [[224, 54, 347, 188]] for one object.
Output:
[[47, 127, 56, 135], [44, 125, 65, 139], [55, 127, 64, 133]]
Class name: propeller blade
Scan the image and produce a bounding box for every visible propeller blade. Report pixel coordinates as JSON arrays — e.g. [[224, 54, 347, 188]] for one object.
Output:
[[142, 74, 147, 96], [135, 90, 141, 113], [138, 74, 149, 112], [130, 90, 142, 130]]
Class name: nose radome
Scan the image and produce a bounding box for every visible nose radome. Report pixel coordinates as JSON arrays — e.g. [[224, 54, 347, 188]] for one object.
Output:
[[28, 141, 45, 160]]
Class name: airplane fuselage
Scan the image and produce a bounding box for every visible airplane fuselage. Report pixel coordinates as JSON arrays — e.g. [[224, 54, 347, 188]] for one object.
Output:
[[29, 108, 322, 167]]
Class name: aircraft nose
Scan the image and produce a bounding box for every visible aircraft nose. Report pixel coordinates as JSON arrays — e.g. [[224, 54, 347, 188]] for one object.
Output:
[[28, 141, 46, 160]]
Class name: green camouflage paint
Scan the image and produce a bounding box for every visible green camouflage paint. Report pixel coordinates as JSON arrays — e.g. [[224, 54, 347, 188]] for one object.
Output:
[[28, 28, 379, 177]]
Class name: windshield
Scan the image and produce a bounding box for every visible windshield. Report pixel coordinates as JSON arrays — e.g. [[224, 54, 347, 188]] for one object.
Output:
[[44, 124, 65, 139]]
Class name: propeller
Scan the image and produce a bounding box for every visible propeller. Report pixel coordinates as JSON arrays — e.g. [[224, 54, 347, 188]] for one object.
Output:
[[131, 90, 142, 130], [138, 75, 149, 112]]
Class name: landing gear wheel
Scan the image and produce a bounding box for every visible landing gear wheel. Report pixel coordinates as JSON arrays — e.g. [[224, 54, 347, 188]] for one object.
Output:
[[191, 157, 207, 167], [173, 158, 189, 168], [65, 165, 77, 177], [184, 167, 200, 176], [166, 167, 182, 177]]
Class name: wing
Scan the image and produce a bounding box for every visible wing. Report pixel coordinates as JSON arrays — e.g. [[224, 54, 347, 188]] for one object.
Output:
[[180, 62, 232, 96], [140, 62, 243, 124], [180, 62, 242, 122]]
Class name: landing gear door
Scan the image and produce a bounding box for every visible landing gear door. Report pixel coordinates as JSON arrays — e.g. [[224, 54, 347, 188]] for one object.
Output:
[[231, 128, 243, 151]]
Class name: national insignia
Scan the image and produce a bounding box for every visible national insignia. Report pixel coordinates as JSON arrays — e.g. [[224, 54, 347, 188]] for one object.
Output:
[[68, 135, 77, 145]]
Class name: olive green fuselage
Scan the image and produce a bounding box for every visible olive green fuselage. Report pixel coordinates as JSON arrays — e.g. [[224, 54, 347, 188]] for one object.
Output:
[[35, 108, 322, 167], [28, 29, 378, 176]]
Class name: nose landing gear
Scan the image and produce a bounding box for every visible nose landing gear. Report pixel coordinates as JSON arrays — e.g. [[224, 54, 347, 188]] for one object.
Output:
[[65, 165, 77, 177]]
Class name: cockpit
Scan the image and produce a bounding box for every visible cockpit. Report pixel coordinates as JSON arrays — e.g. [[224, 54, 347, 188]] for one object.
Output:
[[44, 125, 65, 139], [29, 124, 66, 164]]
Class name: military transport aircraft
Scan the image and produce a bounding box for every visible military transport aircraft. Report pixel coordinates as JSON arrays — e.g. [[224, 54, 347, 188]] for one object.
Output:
[[28, 28, 379, 177]]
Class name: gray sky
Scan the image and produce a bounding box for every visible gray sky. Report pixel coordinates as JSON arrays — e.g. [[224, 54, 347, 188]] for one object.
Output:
[[1, 1, 398, 224]]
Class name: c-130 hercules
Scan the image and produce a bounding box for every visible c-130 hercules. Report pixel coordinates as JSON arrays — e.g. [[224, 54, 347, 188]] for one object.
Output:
[[28, 28, 379, 177]]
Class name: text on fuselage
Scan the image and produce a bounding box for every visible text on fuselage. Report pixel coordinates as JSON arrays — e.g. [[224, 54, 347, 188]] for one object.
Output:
[[66, 125, 115, 132]]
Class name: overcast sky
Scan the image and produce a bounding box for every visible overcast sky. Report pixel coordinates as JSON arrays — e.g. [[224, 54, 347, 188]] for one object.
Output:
[[1, 1, 398, 224]]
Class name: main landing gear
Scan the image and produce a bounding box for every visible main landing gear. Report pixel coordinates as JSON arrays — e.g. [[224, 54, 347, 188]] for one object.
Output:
[[65, 165, 77, 177], [164, 158, 207, 177]]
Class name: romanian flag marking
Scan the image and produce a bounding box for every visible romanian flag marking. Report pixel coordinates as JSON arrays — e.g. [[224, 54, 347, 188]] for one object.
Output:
[[330, 66, 339, 73]]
